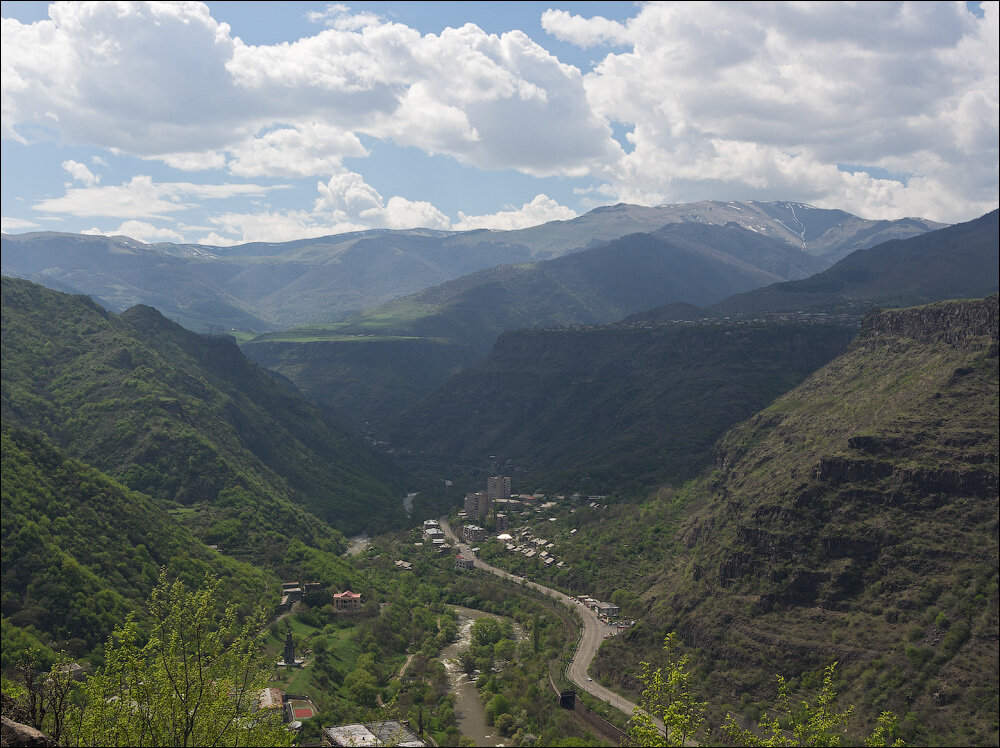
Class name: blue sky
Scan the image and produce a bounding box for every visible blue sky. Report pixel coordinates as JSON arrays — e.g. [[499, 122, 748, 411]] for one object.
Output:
[[2, 1, 997, 244]]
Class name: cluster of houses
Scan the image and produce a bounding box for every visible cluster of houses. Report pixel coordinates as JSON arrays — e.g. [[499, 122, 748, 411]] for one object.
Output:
[[575, 595, 620, 622], [501, 529, 567, 570], [421, 519, 452, 553]]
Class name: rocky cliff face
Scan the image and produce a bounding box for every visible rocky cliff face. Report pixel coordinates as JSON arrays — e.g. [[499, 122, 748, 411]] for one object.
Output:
[[593, 296, 999, 745], [861, 295, 998, 347]]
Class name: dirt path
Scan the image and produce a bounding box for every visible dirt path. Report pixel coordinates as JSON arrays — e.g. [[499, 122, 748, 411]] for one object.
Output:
[[397, 652, 415, 678]]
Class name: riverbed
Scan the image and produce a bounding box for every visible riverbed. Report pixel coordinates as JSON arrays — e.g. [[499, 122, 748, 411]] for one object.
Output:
[[343, 535, 371, 556], [439, 606, 509, 747]]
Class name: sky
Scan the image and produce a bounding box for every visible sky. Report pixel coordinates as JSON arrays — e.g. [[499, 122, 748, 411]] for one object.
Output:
[[1, 1, 997, 245]]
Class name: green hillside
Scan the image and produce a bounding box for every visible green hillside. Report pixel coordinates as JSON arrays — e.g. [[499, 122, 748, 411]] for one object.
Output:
[[1, 277, 405, 545], [383, 317, 858, 495], [1, 427, 272, 664], [585, 297, 999, 745], [244, 222, 829, 426], [339, 221, 826, 343]]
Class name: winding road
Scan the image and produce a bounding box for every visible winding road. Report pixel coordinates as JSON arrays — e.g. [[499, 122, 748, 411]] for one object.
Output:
[[440, 519, 661, 732]]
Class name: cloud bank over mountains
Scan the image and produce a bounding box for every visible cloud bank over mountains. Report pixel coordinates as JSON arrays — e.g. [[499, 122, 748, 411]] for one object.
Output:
[[2, 1, 997, 244]]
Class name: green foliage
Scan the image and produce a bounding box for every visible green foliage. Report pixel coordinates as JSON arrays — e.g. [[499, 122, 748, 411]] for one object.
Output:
[[723, 664, 852, 746], [864, 712, 906, 747], [2, 651, 82, 744], [722, 664, 904, 747], [628, 633, 706, 746], [471, 618, 513, 649], [70, 573, 291, 747], [0, 276, 404, 544], [385, 319, 856, 496], [1, 427, 269, 658], [592, 297, 999, 746]]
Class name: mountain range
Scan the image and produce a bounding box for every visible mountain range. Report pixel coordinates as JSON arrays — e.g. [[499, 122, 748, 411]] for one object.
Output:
[[241, 219, 828, 427], [1, 194, 996, 745], [711, 209, 999, 315], [1, 201, 941, 333], [242, 211, 993, 429], [372, 211, 998, 494]]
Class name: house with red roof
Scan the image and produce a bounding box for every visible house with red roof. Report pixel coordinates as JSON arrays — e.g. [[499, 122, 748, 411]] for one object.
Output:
[[332, 590, 362, 611]]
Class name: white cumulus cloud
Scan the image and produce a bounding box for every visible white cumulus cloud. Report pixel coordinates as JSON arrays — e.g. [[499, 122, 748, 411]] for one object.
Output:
[[540, 9, 629, 48], [3, 2, 620, 179], [33, 175, 280, 218], [559, 1, 999, 222], [454, 194, 577, 231], [314, 170, 451, 230], [3, 2, 996, 226], [62, 159, 99, 185], [201, 170, 453, 244], [227, 123, 369, 178], [2, 216, 40, 232], [82, 219, 186, 243]]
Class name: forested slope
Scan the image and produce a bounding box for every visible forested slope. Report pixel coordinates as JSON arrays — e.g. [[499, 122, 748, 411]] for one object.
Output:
[[590, 297, 999, 745], [1, 427, 271, 663], [1, 277, 405, 542], [384, 318, 858, 494]]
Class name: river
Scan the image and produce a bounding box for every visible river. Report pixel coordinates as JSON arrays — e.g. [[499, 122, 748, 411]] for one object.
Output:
[[344, 535, 371, 556], [403, 492, 417, 516], [439, 606, 516, 747]]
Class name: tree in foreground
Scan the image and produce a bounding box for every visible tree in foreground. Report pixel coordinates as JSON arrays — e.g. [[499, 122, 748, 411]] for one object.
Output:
[[628, 632, 706, 746], [71, 573, 292, 747], [722, 663, 904, 747], [3, 651, 81, 745]]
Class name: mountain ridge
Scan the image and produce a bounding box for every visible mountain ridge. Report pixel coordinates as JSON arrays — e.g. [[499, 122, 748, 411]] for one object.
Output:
[[242, 221, 835, 426], [2, 200, 943, 332]]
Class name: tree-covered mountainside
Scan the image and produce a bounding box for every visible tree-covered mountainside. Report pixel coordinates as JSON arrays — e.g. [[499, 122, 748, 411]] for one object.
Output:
[[1, 277, 405, 543], [382, 317, 858, 495], [710, 210, 998, 315], [335, 221, 828, 344], [243, 222, 834, 427], [585, 297, 999, 745], [1, 426, 272, 664], [0, 201, 941, 333]]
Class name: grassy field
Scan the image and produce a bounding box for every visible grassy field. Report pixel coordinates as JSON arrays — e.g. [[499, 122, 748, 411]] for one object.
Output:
[[246, 321, 444, 344]]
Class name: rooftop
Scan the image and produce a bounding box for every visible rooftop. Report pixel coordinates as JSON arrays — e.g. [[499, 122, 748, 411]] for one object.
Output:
[[324, 720, 425, 747]]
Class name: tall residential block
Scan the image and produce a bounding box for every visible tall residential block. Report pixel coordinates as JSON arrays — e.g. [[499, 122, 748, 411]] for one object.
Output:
[[487, 475, 511, 501], [464, 490, 491, 520]]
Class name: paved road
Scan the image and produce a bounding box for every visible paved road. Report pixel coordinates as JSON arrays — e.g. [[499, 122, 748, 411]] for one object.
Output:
[[440, 519, 661, 731]]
